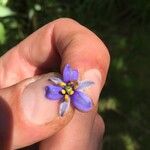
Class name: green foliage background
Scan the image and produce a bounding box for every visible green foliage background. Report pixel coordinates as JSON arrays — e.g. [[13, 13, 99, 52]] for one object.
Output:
[[0, 0, 150, 149]]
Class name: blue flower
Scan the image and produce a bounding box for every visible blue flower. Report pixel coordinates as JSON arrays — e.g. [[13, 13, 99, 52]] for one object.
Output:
[[45, 64, 94, 116]]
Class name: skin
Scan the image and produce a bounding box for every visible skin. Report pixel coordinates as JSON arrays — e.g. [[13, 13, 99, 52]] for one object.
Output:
[[0, 18, 110, 149]]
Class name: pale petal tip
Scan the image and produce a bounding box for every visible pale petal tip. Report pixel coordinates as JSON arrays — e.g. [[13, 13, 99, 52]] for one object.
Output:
[[49, 76, 63, 84], [59, 100, 70, 117], [78, 80, 95, 90]]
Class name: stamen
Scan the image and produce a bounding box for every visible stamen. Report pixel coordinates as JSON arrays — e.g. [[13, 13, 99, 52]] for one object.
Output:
[[61, 89, 66, 95], [58, 82, 66, 87], [74, 82, 79, 89], [69, 90, 74, 95], [64, 94, 69, 102]]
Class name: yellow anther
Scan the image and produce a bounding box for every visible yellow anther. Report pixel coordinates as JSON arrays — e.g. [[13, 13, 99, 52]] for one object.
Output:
[[73, 81, 79, 89], [74, 83, 78, 90], [69, 90, 74, 95], [61, 89, 66, 95], [58, 82, 66, 87], [74, 85, 78, 90], [64, 94, 69, 102]]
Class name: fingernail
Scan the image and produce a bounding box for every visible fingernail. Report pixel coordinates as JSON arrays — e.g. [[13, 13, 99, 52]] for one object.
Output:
[[82, 69, 102, 104], [21, 73, 60, 125]]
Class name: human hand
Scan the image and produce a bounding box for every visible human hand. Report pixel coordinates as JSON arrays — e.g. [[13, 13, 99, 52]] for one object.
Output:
[[0, 18, 110, 149]]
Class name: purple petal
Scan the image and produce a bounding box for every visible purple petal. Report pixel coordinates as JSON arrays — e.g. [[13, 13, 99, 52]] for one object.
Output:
[[59, 99, 70, 116], [63, 64, 79, 82], [71, 91, 93, 112], [45, 85, 63, 100], [78, 80, 94, 90]]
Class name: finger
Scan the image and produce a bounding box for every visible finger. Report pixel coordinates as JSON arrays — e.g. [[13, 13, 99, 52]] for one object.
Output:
[[53, 18, 109, 139], [0, 18, 109, 88], [0, 73, 74, 149], [40, 114, 105, 150], [0, 97, 13, 150], [39, 19, 110, 149], [0, 18, 110, 148]]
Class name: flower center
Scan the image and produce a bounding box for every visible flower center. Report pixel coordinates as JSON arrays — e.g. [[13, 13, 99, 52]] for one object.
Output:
[[60, 81, 79, 98], [60, 85, 74, 96], [65, 86, 74, 95]]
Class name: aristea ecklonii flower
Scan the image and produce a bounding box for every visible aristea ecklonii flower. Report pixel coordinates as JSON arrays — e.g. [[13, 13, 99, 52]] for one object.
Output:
[[45, 64, 94, 116]]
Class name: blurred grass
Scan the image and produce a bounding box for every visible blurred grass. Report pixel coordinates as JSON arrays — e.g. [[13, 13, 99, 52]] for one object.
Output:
[[0, 0, 150, 149]]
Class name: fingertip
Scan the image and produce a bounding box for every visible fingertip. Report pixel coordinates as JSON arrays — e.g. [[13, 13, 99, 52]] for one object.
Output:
[[0, 74, 74, 149]]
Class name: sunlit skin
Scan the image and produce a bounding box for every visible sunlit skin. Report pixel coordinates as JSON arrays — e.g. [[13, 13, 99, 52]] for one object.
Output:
[[0, 18, 110, 149]]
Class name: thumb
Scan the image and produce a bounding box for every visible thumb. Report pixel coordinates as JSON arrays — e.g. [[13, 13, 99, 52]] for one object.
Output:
[[0, 73, 73, 149]]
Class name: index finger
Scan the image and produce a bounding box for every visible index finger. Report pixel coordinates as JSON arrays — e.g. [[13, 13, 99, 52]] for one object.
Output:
[[1, 18, 110, 88]]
